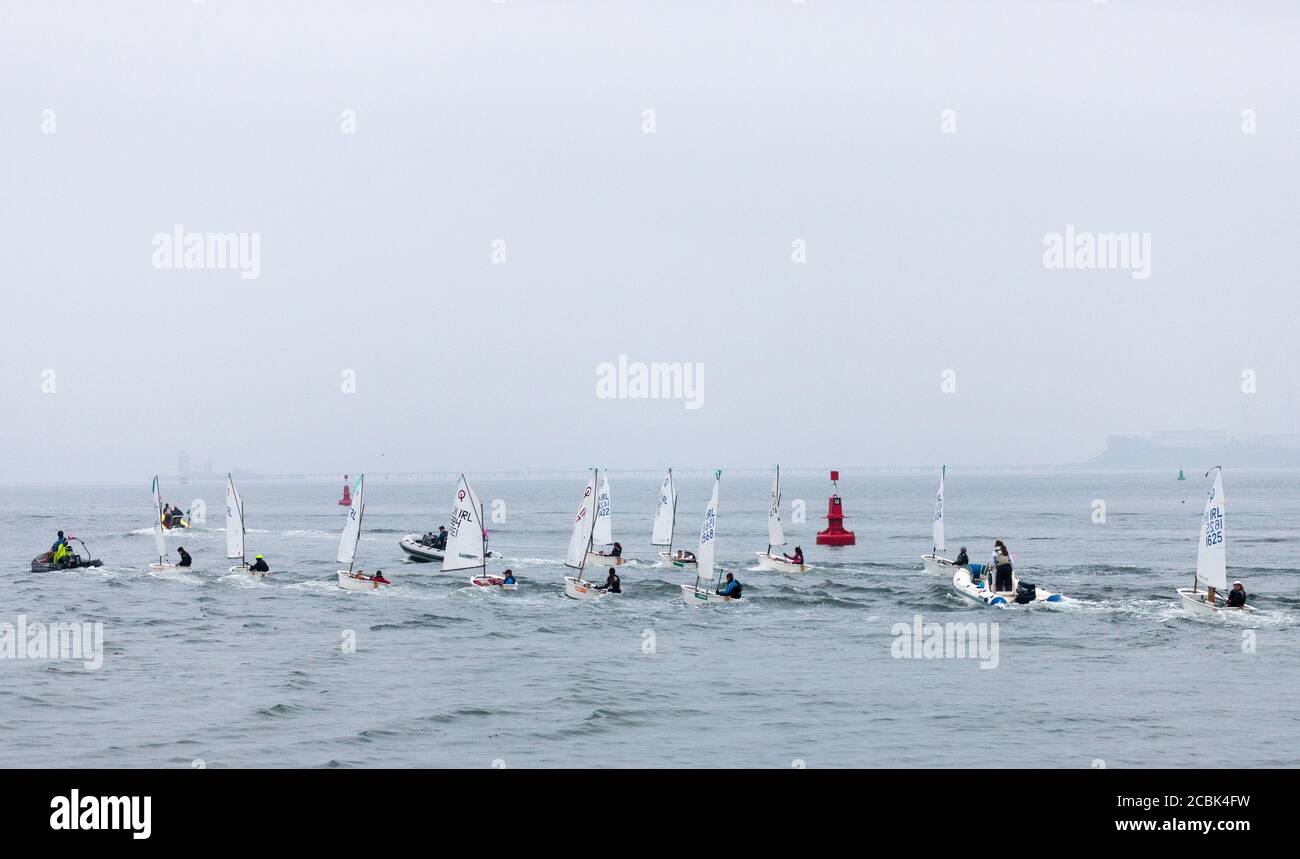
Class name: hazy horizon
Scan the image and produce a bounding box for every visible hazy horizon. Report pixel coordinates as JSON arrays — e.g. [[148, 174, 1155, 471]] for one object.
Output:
[[3, 1, 1298, 486]]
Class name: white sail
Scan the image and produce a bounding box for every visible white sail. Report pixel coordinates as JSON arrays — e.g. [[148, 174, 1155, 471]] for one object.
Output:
[[933, 469, 945, 552], [151, 475, 167, 561], [592, 474, 613, 546], [337, 474, 365, 568], [442, 475, 486, 572], [766, 466, 785, 548], [226, 474, 245, 562], [1196, 470, 1227, 591], [651, 469, 675, 546], [565, 471, 599, 570], [697, 474, 720, 581]]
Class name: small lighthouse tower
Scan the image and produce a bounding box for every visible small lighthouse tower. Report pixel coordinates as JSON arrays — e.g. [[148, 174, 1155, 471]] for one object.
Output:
[[338, 474, 353, 506], [816, 470, 856, 546]]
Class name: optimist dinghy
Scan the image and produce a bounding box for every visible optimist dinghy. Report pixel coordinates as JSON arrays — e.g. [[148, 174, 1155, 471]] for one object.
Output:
[[950, 564, 1061, 607], [225, 475, 265, 578], [755, 465, 812, 573], [440, 475, 515, 591], [681, 471, 741, 605], [1176, 468, 1256, 616], [649, 468, 692, 569], [920, 466, 955, 574], [564, 469, 618, 600], [335, 475, 390, 591], [584, 473, 626, 567], [148, 475, 180, 571]]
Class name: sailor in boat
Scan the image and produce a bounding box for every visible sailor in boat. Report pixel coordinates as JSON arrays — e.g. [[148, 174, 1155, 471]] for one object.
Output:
[[990, 541, 1013, 592], [422, 527, 448, 550], [596, 569, 622, 593], [501, 569, 517, 586], [954, 547, 969, 568], [34, 531, 72, 567], [595, 541, 623, 561], [177, 546, 193, 568], [783, 545, 804, 565], [249, 554, 270, 574], [716, 573, 743, 599], [673, 549, 696, 564], [372, 570, 390, 584], [1226, 580, 1248, 608]]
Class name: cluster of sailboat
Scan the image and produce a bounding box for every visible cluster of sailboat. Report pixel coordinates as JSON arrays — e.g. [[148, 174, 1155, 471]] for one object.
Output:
[[111, 464, 1260, 616]]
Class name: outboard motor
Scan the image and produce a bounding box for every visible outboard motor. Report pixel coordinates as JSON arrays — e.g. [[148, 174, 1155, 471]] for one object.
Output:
[[1014, 582, 1037, 604]]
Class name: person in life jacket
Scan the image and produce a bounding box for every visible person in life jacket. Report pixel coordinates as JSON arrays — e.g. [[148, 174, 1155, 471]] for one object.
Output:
[[716, 573, 742, 598], [610, 541, 623, 559], [783, 545, 804, 565], [249, 554, 269, 573], [51, 531, 71, 564], [598, 569, 621, 593], [177, 546, 193, 568], [431, 527, 448, 550], [954, 547, 970, 568], [991, 541, 1013, 592], [501, 569, 516, 585], [371, 570, 390, 584], [1226, 580, 1248, 608]]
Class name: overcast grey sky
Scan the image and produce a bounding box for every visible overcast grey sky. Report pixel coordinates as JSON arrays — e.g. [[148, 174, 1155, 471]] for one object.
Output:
[[2, 1, 1297, 484]]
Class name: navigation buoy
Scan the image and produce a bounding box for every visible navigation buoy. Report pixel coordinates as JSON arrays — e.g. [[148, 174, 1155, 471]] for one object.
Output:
[[339, 475, 352, 506], [1177, 468, 1186, 481], [815, 470, 856, 546]]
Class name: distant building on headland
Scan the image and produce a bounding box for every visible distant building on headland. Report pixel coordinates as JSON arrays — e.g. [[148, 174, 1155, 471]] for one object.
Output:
[[1090, 431, 1300, 468]]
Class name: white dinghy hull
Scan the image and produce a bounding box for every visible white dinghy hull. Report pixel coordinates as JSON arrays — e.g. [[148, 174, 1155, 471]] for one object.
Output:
[[951, 567, 1061, 608], [564, 576, 612, 600], [755, 552, 812, 573], [680, 584, 740, 606], [1176, 587, 1254, 615], [337, 571, 389, 591], [148, 562, 178, 572], [658, 552, 696, 570], [471, 575, 517, 591], [585, 551, 625, 567], [229, 564, 267, 579], [921, 554, 954, 575]]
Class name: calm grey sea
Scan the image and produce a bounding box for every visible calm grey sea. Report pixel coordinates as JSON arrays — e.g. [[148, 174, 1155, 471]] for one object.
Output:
[[2, 470, 1296, 768]]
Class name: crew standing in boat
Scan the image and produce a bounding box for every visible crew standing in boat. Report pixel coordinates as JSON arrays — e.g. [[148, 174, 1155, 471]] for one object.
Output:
[[177, 546, 193, 568], [1226, 580, 1248, 608], [991, 541, 1013, 592]]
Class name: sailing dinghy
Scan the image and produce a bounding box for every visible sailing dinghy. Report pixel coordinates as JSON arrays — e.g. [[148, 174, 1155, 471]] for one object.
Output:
[[921, 466, 955, 574], [441, 475, 515, 590], [681, 472, 740, 605], [755, 465, 812, 572], [585, 473, 624, 567], [148, 475, 179, 571], [653, 469, 695, 569], [336, 475, 389, 591], [564, 470, 616, 600], [225, 475, 264, 577], [1176, 468, 1255, 615]]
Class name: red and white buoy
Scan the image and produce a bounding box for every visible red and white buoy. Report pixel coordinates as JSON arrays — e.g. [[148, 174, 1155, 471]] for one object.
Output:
[[815, 470, 856, 546], [338, 475, 352, 506]]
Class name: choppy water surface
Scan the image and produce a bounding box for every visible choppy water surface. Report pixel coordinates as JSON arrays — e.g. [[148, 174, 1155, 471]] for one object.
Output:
[[2, 470, 1296, 767]]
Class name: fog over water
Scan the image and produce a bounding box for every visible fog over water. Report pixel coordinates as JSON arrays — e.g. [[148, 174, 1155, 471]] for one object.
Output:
[[2, 2, 1298, 485]]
